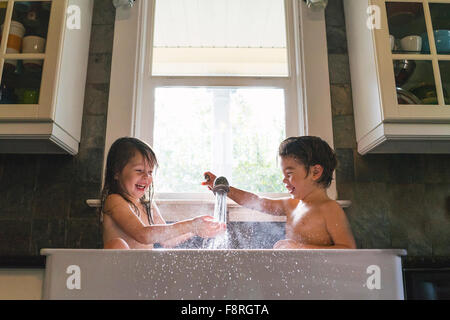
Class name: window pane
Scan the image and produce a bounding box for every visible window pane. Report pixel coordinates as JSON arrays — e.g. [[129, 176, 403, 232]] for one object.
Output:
[[152, 0, 288, 76], [153, 87, 286, 193], [438, 61, 450, 105], [1, 59, 44, 104], [385, 2, 428, 54], [429, 3, 450, 55], [153, 88, 213, 193], [230, 89, 285, 192]]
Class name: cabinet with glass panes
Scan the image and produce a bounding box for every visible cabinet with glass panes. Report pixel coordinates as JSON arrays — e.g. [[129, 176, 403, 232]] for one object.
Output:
[[0, 0, 93, 154], [344, 0, 450, 154]]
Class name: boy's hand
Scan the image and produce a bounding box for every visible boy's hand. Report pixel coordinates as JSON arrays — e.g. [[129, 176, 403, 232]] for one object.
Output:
[[201, 171, 216, 191], [191, 215, 226, 238]]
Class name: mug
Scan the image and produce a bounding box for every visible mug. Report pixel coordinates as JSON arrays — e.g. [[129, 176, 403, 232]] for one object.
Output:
[[0, 21, 26, 72], [22, 35, 46, 70], [22, 35, 46, 52], [17, 88, 39, 104], [400, 35, 422, 52], [389, 35, 395, 51]]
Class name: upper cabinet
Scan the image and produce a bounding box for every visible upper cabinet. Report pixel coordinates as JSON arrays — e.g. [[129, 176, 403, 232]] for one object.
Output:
[[344, 0, 450, 154], [0, 0, 93, 155]]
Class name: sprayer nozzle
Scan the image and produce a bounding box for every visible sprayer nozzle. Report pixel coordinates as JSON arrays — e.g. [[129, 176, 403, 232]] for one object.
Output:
[[213, 176, 230, 194]]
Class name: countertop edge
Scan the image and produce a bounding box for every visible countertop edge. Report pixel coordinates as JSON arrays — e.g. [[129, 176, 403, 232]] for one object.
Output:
[[39, 248, 407, 256]]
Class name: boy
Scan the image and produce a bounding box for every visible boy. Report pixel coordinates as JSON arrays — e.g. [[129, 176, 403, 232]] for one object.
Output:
[[202, 136, 356, 249]]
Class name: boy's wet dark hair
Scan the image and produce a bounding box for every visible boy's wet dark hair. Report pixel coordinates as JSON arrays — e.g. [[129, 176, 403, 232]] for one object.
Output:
[[278, 136, 337, 188], [100, 137, 158, 225]]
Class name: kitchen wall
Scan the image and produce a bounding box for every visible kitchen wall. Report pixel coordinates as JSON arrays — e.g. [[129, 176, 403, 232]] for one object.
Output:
[[0, 0, 449, 268]]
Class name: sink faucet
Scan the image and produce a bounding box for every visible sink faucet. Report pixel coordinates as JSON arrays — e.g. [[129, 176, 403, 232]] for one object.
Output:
[[212, 176, 230, 195]]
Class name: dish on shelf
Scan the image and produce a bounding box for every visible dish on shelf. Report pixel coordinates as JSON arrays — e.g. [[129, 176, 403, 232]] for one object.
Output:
[[429, 4, 450, 30], [421, 30, 450, 54], [410, 84, 449, 105], [394, 60, 416, 87], [396, 87, 422, 105], [386, 2, 422, 26]]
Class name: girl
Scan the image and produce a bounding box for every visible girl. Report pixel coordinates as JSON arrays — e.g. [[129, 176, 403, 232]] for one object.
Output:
[[100, 137, 226, 249]]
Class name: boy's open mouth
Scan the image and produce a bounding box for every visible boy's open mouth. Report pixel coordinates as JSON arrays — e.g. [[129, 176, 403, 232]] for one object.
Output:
[[286, 186, 296, 194]]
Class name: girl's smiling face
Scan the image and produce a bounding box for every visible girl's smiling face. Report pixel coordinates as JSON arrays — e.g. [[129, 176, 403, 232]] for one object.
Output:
[[280, 156, 322, 200], [115, 151, 154, 201]]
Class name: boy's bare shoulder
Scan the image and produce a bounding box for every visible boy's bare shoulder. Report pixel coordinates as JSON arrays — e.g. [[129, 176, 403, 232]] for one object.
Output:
[[318, 199, 346, 217], [284, 198, 301, 212]]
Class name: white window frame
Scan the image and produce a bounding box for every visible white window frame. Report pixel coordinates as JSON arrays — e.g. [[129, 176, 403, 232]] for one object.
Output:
[[104, 0, 337, 205]]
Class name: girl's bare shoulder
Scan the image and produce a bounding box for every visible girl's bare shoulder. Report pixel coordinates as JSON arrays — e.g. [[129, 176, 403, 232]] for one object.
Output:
[[104, 194, 129, 213]]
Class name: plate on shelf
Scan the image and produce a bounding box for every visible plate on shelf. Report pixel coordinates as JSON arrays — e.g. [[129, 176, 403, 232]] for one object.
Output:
[[396, 87, 422, 105], [394, 60, 416, 87], [410, 84, 449, 105], [387, 3, 421, 26]]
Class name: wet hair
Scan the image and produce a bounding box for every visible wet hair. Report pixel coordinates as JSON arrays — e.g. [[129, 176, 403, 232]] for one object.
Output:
[[278, 136, 337, 188], [100, 137, 158, 225]]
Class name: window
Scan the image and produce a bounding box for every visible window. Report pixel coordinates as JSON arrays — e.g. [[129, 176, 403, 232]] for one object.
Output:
[[150, 0, 291, 193], [105, 0, 336, 204], [153, 87, 286, 193]]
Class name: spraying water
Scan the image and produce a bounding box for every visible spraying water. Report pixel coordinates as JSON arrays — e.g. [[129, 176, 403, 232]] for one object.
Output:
[[204, 175, 230, 249]]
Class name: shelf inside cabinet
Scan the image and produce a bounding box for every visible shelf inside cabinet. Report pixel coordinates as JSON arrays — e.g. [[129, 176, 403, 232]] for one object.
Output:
[[4, 53, 46, 59], [0, 0, 94, 155]]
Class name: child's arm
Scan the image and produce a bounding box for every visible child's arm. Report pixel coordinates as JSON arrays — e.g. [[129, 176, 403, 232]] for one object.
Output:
[[227, 186, 288, 216], [160, 233, 196, 248], [202, 171, 289, 216], [104, 194, 224, 245], [151, 202, 195, 248]]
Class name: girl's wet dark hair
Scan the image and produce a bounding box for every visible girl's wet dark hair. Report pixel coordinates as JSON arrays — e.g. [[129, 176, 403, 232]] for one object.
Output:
[[278, 136, 337, 188], [100, 137, 158, 225]]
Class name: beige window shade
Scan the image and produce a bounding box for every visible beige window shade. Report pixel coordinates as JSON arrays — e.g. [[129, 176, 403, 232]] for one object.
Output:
[[152, 0, 288, 76]]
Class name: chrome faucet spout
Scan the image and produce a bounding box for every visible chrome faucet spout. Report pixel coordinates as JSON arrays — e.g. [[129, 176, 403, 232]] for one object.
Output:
[[212, 176, 230, 194]]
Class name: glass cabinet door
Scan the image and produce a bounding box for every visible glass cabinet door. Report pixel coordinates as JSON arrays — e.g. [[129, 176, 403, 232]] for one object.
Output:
[[386, 0, 450, 106], [0, 1, 51, 105], [429, 3, 450, 54], [430, 2, 450, 105]]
